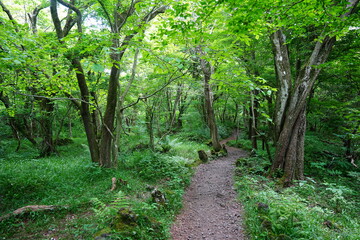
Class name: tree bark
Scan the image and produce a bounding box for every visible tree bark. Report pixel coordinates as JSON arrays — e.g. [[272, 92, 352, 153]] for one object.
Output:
[[113, 48, 140, 164], [270, 27, 337, 185], [249, 90, 259, 150], [71, 59, 100, 164], [99, 48, 120, 167], [271, 30, 292, 141], [197, 46, 222, 152], [50, 0, 100, 162], [0, 92, 38, 148], [168, 83, 183, 131], [38, 98, 56, 157], [99, 5, 167, 167], [146, 103, 155, 151], [50, 0, 167, 167]]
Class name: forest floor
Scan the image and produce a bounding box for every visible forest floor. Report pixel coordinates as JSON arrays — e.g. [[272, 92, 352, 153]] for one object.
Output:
[[170, 133, 248, 240]]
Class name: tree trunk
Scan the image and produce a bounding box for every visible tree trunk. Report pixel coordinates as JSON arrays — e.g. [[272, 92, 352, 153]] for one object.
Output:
[[72, 59, 100, 164], [221, 95, 229, 124], [98, 5, 167, 167], [99, 64, 119, 167], [38, 98, 56, 157], [249, 90, 259, 150], [0, 92, 38, 148], [280, 106, 306, 185], [68, 115, 72, 138], [270, 28, 336, 185], [197, 46, 222, 152], [233, 102, 239, 124], [204, 74, 221, 151], [146, 104, 155, 151], [176, 91, 190, 129], [49, 1, 169, 167], [167, 83, 182, 131], [166, 89, 173, 128], [271, 30, 292, 141], [90, 91, 102, 137]]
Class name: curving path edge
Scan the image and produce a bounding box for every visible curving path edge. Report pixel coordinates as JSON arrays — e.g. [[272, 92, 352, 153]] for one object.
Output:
[[170, 133, 247, 240]]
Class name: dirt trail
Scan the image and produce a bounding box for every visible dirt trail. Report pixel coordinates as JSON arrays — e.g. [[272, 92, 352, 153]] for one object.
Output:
[[170, 133, 247, 240]]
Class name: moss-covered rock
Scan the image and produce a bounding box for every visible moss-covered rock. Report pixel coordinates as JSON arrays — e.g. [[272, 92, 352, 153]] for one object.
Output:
[[112, 208, 138, 232]]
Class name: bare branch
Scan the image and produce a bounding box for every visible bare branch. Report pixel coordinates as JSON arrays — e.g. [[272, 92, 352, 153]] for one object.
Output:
[[142, 5, 168, 23]]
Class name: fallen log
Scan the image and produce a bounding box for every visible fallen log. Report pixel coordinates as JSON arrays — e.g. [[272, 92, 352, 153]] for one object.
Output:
[[0, 205, 66, 221]]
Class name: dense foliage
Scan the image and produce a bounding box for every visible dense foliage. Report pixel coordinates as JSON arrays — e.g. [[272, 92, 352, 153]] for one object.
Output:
[[0, 0, 359, 239], [234, 133, 360, 239]]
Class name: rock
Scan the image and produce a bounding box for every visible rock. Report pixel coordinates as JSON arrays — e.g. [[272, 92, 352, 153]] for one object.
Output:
[[257, 202, 269, 212], [222, 144, 228, 155], [94, 228, 112, 239], [151, 188, 166, 206], [112, 208, 138, 231], [261, 219, 272, 230], [94, 233, 112, 240], [323, 220, 339, 230], [146, 184, 155, 191], [198, 150, 208, 162]]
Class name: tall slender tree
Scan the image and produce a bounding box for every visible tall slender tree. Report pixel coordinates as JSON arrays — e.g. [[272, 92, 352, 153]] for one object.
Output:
[[49, 0, 167, 167]]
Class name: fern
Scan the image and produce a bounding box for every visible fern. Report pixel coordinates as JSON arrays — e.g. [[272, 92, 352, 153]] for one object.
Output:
[[91, 191, 129, 225]]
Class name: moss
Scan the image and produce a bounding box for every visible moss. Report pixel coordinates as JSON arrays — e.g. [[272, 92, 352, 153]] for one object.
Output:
[[112, 208, 138, 232], [94, 227, 112, 238]]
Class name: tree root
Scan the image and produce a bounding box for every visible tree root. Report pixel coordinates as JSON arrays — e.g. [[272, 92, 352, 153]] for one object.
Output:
[[0, 205, 66, 221]]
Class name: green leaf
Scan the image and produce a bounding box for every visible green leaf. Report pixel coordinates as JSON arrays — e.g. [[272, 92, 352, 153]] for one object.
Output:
[[92, 63, 105, 73]]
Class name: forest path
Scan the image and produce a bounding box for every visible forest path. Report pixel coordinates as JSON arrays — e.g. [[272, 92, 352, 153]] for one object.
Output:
[[170, 133, 248, 240]]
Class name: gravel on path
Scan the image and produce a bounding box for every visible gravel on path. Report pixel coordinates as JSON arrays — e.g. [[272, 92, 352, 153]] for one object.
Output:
[[170, 135, 248, 240]]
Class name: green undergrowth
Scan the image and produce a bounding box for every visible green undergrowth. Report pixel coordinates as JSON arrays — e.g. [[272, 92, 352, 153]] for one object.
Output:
[[0, 136, 209, 239], [227, 138, 253, 151], [235, 134, 360, 239]]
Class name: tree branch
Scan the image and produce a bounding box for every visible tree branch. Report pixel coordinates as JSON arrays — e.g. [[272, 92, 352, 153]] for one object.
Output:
[[115, 0, 139, 33], [120, 48, 140, 103], [114, 5, 168, 65], [342, 0, 360, 17], [14, 91, 94, 107], [27, 2, 50, 34], [120, 70, 188, 111], [0, 0, 18, 32], [50, 0, 64, 39], [96, 0, 114, 31], [57, 0, 83, 33]]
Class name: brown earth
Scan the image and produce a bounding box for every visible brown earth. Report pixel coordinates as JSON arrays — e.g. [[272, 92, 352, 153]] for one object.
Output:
[[170, 133, 248, 240]]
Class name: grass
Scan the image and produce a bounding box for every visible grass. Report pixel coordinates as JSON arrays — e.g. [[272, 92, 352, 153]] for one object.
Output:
[[0, 135, 209, 239], [235, 133, 360, 240]]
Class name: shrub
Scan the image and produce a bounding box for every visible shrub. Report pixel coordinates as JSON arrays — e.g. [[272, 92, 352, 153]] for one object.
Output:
[[235, 160, 360, 239], [227, 139, 252, 151], [126, 150, 191, 186]]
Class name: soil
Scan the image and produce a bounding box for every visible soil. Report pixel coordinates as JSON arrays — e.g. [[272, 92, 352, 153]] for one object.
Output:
[[170, 133, 248, 240]]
